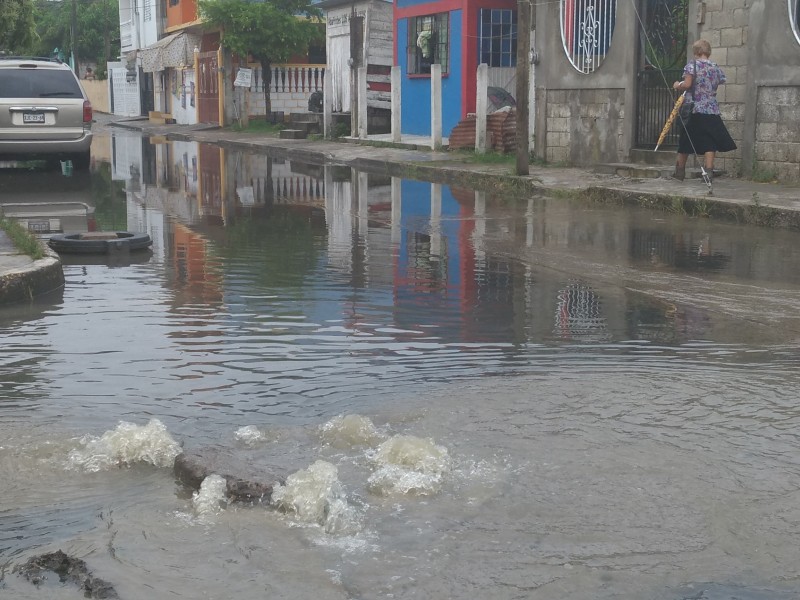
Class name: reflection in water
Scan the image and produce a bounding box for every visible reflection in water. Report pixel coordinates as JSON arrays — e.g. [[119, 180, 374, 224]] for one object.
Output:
[[3, 134, 800, 599]]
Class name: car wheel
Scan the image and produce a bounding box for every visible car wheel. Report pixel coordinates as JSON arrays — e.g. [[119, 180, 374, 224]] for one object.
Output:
[[71, 151, 91, 171]]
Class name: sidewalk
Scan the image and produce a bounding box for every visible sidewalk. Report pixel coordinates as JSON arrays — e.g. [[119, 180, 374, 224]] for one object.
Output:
[[0, 227, 64, 305], [2, 113, 800, 305]]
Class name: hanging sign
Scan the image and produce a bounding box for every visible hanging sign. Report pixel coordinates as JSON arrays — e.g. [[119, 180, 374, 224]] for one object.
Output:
[[234, 68, 252, 87]]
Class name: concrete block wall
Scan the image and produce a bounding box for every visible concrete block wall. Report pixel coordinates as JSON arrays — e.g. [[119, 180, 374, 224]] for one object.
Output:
[[698, 0, 748, 177], [545, 89, 625, 166], [754, 87, 800, 181]]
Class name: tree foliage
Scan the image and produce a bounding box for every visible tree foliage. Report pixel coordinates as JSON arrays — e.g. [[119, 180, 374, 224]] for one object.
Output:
[[29, 0, 120, 74], [0, 0, 37, 53], [199, 0, 323, 115]]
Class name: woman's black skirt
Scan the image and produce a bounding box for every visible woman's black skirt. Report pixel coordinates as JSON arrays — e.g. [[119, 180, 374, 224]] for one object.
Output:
[[678, 113, 737, 155]]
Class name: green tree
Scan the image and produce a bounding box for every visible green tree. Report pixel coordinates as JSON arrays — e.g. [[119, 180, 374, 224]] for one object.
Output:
[[31, 0, 120, 76], [199, 0, 322, 117], [0, 0, 37, 53]]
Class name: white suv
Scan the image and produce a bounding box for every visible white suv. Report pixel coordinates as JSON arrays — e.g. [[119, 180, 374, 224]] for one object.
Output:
[[0, 57, 93, 170]]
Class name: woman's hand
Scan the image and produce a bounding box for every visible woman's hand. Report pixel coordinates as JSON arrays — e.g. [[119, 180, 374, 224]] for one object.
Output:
[[673, 81, 683, 91]]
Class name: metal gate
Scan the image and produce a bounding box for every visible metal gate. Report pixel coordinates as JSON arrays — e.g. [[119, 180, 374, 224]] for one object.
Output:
[[197, 50, 219, 125], [634, 0, 688, 149]]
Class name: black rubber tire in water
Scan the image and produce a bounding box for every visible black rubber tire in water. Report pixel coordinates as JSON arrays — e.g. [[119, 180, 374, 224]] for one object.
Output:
[[48, 232, 153, 254]]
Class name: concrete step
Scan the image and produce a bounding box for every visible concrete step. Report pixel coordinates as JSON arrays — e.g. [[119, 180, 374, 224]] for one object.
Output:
[[279, 129, 307, 140], [291, 120, 320, 134]]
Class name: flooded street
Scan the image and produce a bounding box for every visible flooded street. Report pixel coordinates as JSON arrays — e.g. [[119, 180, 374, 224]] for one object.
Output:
[[2, 128, 800, 599]]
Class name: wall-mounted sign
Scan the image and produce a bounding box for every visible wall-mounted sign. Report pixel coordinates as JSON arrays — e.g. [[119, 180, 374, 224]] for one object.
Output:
[[234, 68, 252, 87]]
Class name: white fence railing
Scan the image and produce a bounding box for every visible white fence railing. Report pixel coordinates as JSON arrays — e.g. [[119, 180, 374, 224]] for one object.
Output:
[[244, 64, 326, 117]]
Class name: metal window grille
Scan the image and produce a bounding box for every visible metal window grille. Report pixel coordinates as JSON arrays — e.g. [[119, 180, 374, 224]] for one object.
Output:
[[479, 9, 517, 67], [560, 0, 617, 74], [407, 13, 449, 75], [791, 0, 800, 45]]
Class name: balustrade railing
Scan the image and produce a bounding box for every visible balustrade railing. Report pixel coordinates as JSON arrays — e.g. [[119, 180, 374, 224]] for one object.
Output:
[[249, 64, 326, 95]]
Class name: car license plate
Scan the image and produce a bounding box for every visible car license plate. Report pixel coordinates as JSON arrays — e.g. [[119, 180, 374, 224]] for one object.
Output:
[[22, 113, 45, 124], [27, 220, 51, 233]]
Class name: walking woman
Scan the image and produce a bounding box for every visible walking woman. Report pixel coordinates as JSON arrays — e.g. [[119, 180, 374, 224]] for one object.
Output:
[[672, 39, 737, 182]]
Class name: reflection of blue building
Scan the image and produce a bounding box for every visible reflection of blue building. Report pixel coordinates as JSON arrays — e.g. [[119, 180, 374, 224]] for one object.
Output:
[[393, 180, 470, 324]]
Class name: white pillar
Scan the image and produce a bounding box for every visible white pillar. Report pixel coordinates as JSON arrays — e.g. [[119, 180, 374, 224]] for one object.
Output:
[[476, 63, 488, 154], [391, 66, 401, 143], [358, 66, 368, 139], [323, 69, 332, 139], [430, 64, 442, 150]]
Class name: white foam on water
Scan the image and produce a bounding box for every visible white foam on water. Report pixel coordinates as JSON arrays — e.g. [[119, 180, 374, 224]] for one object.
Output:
[[319, 414, 384, 449], [271, 460, 362, 535], [234, 425, 267, 446], [67, 418, 182, 472], [192, 474, 228, 518], [367, 435, 451, 496]]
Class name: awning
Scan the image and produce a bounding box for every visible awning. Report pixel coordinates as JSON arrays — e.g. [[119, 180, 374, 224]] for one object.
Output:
[[140, 32, 201, 73]]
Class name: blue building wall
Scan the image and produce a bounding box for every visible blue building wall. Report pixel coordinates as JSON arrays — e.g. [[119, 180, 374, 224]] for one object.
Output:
[[398, 10, 464, 137]]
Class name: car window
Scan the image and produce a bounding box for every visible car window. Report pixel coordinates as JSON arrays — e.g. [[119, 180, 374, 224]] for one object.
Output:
[[0, 69, 83, 99]]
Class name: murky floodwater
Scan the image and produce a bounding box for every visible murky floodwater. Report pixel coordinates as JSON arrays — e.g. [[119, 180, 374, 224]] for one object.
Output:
[[2, 131, 800, 599]]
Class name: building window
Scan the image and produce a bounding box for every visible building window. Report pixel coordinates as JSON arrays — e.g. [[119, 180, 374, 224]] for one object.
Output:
[[560, 0, 617, 73], [479, 9, 517, 67], [407, 13, 449, 75], [169, 0, 179, 7], [791, 0, 800, 45]]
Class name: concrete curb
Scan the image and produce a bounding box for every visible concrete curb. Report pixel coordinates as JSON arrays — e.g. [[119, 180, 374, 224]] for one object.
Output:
[[0, 242, 64, 306]]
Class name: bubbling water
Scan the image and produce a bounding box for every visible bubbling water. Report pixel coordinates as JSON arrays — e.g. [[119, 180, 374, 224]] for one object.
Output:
[[367, 435, 451, 496], [319, 414, 384, 449], [271, 460, 362, 535], [234, 424, 267, 446], [192, 474, 228, 518], [67, 418, 181, 472]]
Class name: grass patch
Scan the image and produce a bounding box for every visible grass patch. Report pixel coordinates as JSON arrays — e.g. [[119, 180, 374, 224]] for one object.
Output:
[[0, 217, 44, 260], [751, 165, 779, 184]]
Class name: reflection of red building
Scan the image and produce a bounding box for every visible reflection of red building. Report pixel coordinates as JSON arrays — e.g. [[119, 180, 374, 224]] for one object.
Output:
[[171, 222, 223, 306], [198, 144, 224, 225]]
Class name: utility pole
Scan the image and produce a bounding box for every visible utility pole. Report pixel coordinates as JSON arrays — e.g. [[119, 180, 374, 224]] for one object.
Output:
[[515, 0, 531, 176]]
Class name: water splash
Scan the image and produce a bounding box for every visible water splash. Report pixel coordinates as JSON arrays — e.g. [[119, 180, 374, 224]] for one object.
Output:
[[192, 474, 228, 518], [271, 460, 362, 535], [234, 425, 267, 446], [367, 435, 451, 496], [319, 414, 384, 449], [67, 419, 181, 472]]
